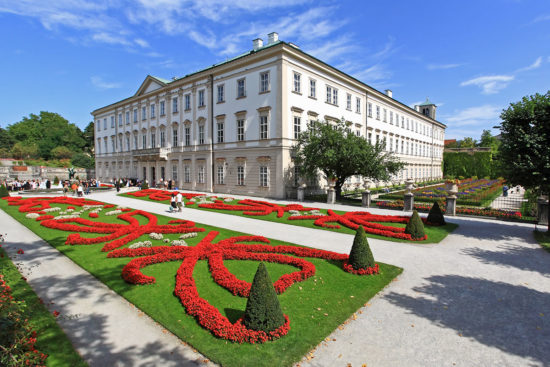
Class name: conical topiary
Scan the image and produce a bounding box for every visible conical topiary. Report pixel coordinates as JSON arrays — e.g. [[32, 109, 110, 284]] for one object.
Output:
[[243, 262, 285, 333], [53, 176, 59, 185], [426, 202, 446, 225], [405, 210, 425, 239], [348, 226, 375, 270], [0, 185, 8, 198]]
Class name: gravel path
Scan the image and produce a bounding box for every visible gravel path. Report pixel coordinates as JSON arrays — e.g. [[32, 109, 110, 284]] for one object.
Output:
[[2, 189, 549, 366]]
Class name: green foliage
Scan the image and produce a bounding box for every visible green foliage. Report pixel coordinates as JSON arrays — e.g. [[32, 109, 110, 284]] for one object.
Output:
[[294, 119, 404, 197], [141, 181, 149, 190], [82, 121, 95, 155], [71, 152, 95, 169], [6, 111, 87, 160], [243, 263, 286, 333], [426, 202, 446, 225], [405, 210, 425, 239], [479, 130, 500, 152], [53, 176, 60, 185], [11, 141, 39, 160], [460, 137, 477, 148], [0, 185, 8, 198], [443, 151, 494, 178], [348, 226, 375, 269], [51, 146, 74, 160]]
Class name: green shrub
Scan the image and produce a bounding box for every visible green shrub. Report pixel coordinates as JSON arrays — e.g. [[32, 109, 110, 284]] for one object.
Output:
[[426, 202, 446, 225], [53, 176, 59, 185], [0, 185, 8, 198], [243, 263, 285, 333], [405, 210, 425, 239], [348, 226, 375, 269], [141, 181, 149, 190], [71, 153, 95, 169]]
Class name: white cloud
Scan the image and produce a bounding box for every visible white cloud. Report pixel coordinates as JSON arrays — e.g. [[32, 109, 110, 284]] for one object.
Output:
[[92, 32, 131, 46], [460, 75, 514, 94], [443, 105, 501, 127], [532, 14, 550, 23], [134, 38, 150, 48], [352, 64, 392, 84], [427, 63, 463, 70], [91, 76, 121, 90], [306, 37, 356, 63], [515, 56, 543, 72]]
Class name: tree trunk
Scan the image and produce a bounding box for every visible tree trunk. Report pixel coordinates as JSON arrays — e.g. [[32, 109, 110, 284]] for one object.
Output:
[[335, 181, 343, 200]]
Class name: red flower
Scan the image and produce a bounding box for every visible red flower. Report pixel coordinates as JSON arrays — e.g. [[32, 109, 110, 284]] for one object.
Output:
[[17, 249, 24, 254], [53, 310, 60, 317], [89, 212, 99, 218]]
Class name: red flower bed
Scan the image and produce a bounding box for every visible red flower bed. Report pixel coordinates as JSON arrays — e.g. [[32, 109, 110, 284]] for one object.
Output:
[[2, 196, 378, 344], [342, 261, 379, 275], [127, 189, 205, 202], [89, 212, 99, 218], [199, 199, 316, 218]]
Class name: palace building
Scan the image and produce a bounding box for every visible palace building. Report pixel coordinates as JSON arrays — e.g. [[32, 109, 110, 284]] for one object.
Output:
[[92, 32, 445, 199]]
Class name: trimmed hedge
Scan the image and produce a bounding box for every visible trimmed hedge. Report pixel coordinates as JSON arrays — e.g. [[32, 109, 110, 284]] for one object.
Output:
[[348, 226, 375, 269], [405, 210, 425, 239], [443, 151, 494, 178]]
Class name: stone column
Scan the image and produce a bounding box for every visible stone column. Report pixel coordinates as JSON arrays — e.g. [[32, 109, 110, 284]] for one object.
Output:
[[362, 191, 371, 208], [537, 197, 549, 226], [327, 187, 336, 204], [403, 179, 414, 211], [297, 184, 306, 202], [445, 195, 457, 216]]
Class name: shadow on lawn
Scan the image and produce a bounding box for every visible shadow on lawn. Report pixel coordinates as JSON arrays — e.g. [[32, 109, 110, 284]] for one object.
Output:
[[462, 244, 550, 277], [384, 275, 550, 364]]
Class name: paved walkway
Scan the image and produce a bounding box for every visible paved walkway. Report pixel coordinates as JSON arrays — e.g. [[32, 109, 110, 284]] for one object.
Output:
[[2, 189, 550, 366]]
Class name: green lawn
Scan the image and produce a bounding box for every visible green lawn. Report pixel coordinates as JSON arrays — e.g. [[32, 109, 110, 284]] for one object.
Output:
[[0, 198, 402, 367], [121, 192, 458, 244], [0, 247, 87, 366], [534, 230, 550, 252]]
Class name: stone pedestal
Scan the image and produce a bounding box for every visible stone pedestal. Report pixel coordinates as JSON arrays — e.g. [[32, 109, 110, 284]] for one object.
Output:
[[327, 188, 336, 204], [446, 196, 457, 216], [297, 186, 305, 202], [537, 198, 549, 225], [362, 190, 371, 208], [404, 193, 414, 211]]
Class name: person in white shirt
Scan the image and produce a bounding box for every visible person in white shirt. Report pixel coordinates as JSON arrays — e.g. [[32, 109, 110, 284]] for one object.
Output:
[[176, 192, 183, 212]]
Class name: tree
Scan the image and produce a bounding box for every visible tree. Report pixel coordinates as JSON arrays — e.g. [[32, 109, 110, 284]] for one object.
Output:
[[243, 263, 286, 333], [405, 210, 425, 239], [459, 137, 477, 148], [478, 129, 500, 152], [51, 146, 74, 160], [426, 202, 446, 225], [498, 91, 550, 232], [294, 119, 404, 198], [348, 226, 375, 270], [71, 153, 95, 169], [83, 121, 95, 155], [11, 142, 39, 160]]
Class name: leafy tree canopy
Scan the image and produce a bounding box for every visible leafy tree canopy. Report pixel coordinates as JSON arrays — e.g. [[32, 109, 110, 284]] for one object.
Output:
[[498, 91, 550, 195], [294, 119, 404, 197]]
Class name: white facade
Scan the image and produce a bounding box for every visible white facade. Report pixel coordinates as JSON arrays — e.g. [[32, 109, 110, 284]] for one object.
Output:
[[92, 34, 445, 199]]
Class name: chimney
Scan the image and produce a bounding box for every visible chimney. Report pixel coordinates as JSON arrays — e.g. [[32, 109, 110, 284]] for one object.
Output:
[[267, 32, 279, 45], [385, 89, 393, 98], [415, 105, 420, 112], [253, 38, 263, 51]]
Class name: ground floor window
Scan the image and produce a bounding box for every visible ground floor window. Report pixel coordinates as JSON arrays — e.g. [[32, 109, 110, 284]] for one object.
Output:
[[172, 164, 178, 181], [217, 165, 225, 184], [237, 165, 245, 186], [184, 166, 190, 183], [259, 166, 269, 187], [198, 166, 204, 184]]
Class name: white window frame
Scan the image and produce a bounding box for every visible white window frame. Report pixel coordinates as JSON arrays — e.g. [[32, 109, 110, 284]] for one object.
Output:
[[259, 115, 268, 140], [217, 84, 225, 103], [198, 90, 205, 107], [237, 165, 245, 186], [260, 72, 270, 93], [293, 72, 301, 93], [309, 79, 316, 98], [172, 97, 178, 113], [217, 122, 224, 143], [237, 119, 245, 141], [237, 78, 246, 98], [259, 166, 269, 187]]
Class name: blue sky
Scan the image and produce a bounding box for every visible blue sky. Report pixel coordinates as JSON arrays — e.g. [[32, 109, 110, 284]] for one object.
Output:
[[0, 0, 548, 140]]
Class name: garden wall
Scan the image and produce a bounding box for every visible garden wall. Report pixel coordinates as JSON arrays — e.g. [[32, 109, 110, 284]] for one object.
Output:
[[0, 166, 95, 181]]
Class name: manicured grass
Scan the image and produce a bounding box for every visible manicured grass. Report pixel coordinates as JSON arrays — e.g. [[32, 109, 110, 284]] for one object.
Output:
[[0, 198, 402, 367], [0, 247, 87, 366], [534, 230, 550, 252], [121, 193, 458, 244]]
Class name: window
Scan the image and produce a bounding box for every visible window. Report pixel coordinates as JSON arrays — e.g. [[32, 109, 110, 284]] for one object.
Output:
[[198, 90, 205, 107], [326, 86, 338, 105], [259, 166, 269, 187], [104, 140, 107, 152], [172, 128, 178, 147], [293, 116, 301, 139], [293, 72, 301, 93], [407, 118, 410, 130], [376, 106, 380, 120], [309, 79, 316, 98], [198, 166, 205, 183], [151, 132, 156, 147], [125, 112, 129, 125], [346, 93, 352, 110], [390, 111, 393, 124], [110, 116, 114, 128], [185, 126, 190, 146], [160, 130, 166, 147], [259, 115, 268, 139], [389, 137, 393, 152], [172, 164, 178, 181], [150, 104, 155, 118], [260, 72, 269, 93], [217, 165, 225, 184], [142, 134, 146, 149], [160, 101, 165, 116], [184, 166, 190, 183], [237, 166, 245, 186], [133, 109, 138, 123], [383, 109, 387, 122], [356, 97, 361, 113], [172, 97, 178, 113], [217, 85, 224, 103], [401, 116, 405, 128], [237, 119, 245, 141], [118, 136, 122, 151], [217, 122, 224, 143], [133, 134, 138, 150], [97, 139, 101, 154], [368, 132, 372, 143], [367, 103, 372, 117], [237, 79, 246, 98], [125, 136, 130, 151], [198, 125, 205, 145], [103, 118, 107, 129], [142, 106, 146, 120], [401, 141, 404, 154], [118, 114, 122, 126], [185, 94, 191, 110]]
